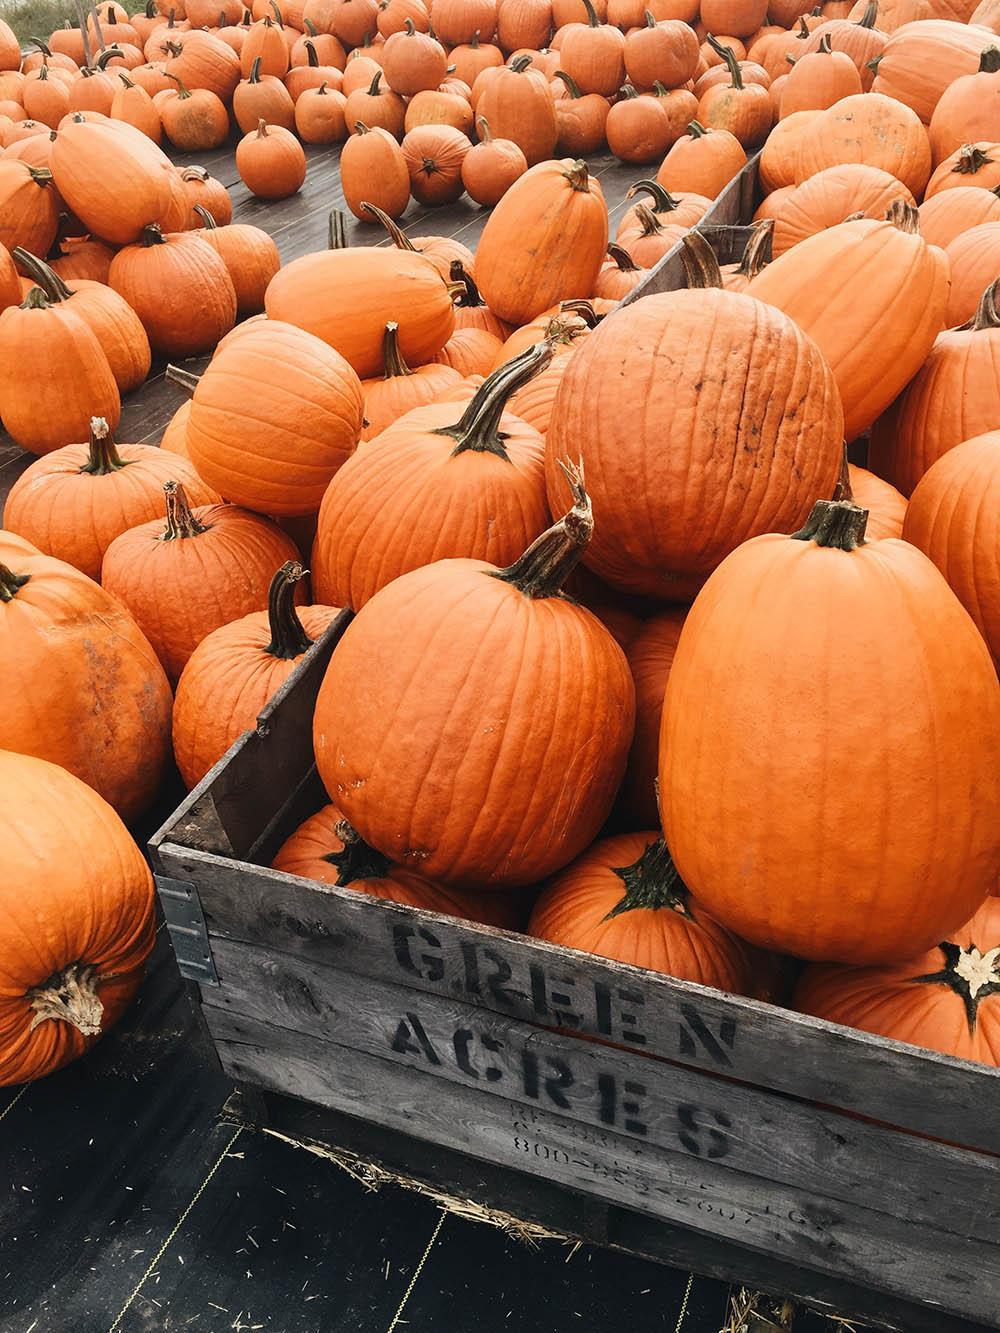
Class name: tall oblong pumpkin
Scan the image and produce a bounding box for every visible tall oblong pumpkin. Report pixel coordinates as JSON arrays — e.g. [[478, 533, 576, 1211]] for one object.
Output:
[[544, 288, 844, 599], [660, 497, 1000, 964], [474, 158, 608, 327], [313, 467, 636, 889]]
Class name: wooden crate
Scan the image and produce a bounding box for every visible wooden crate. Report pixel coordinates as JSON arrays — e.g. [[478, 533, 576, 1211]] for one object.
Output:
[[151, 618, 1000, 1333]]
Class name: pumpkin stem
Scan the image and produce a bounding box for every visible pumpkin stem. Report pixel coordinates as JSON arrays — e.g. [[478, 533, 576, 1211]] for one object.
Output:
[[165, 363, 201, 394], [27, 962, 104, 1038], [181, 164, 211, 182], [248, 54, 262, 82], [618, 82, 639, 98], [305, 16, 317, 33], [909, 940, 1000, 1036], [687, 119, 708, 138], [604, 838, 694, 920], [706, 33, 744, 89], [553, 69, 583, 98], [817, 32, 833, 53], [95, 44, 125, 67], [734, 217, 774, 279], [328, 208, 348, 248], [80, 416, 129, 475], [366, 69, 382, 94], [256, 118, 269, 137], [509, 53, 533, 72], [141, 222, 168, 246], [0, 563, 30, 602], [952, 143, 994, 175], [449, 258, 486, 307], [792, 498, 868, 550], [563, 159, 592, 193], [304, 38, 319, 66], [324, 818, 393, 885], [19, 285, 51, 310], [626, 178, 677, 212], [435, 341, 553, 458], [606, 241, 639, 272], [632, 201, 666, 238], [117, 71, 135, 87], [558, 297, 603, 326], [11, 248, 71, 301], [963, 277, 1000, 331], [403, 16, 415, 33], [492, 459, 592, 599], [857, 0, 878, 26], [643, 8, 657, 24], [193, 203, 218, 228], [885, 199, 919, 234], [979, 46, 1000, 74], [264, 561, 313, 659], [470, 29, 480, 47], [831, 445, 853, 502], [680, 230, 723, 287], [476, 114, 492, 141], [360, 201, 416, 250], [581, 0, 600, 26], [270, 0, 283, 23], [379, 321, 413, 378], [160, 479, 210, 540]]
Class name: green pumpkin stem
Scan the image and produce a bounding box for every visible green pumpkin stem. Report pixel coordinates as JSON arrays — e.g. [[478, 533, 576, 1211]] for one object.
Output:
[[792, 498, 868, 550], [359, 200, 417, 251], [161, 480, 209, 540], [264, 561, 313, 659], [248, 54, 263, 82], [12, 248, 70, 301], [680, 230, 723, 288], [492, 459, 592, 599], [604, 838, 694, 920], [325, 818, 393, 885], [687, 119, 709, 138], [435, 341, 553, 459], [0, 563, 30, 602], [80, 416, 129, 475], [509, 53, 533, 72], [553, 69, 583, 98], [857, 0, 878, 26]]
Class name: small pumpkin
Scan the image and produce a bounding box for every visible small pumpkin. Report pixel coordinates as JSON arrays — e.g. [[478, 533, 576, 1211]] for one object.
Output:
[[432, 326, 503, 376], [177, 163, 233, 226], [191, 206, 280, 317], [461, 115, 527, 205], [606, 84, 673, 164], [234, 53, 296, 131], [696, 34, 772, 148], [942, 221, 1000, 328], [109, 70, 163, 142], [340, 121, 409, 219], [593, 242, 644, 300], [558, 0, 626, 97], [400, 122, 470, 205], [656, 118, 747, 197], [236, 118, 307, 198], [294, 79, 348, 141], [343, 68, 405, 136], [360, 319, 462, 439], [779, 31, 861, 117]]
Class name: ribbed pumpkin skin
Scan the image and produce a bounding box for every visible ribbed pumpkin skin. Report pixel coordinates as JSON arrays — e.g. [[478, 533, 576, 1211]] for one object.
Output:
[[173, 603, 339, 788], [313, 558, 635, 888], [272, 804, 523, 928], [794, 897, 1000, 1064], [0, 533, 173, 822], [903, 431, 1000, 665], [660, 519, 1000, 964], [474, 159, 607, 327], [101, 501, 301, 683], [747, 217, 949, 442], [50, 116, 173, 244], [528, 832, 754, 992], [793, 93, 931, 196], [0, 751, 155, 1087], [185, 321, 364, 516], [264, 248, 454, 378], [195, 222, 280, 317], [3, 438, 219, 581], [847, 464, 906, 539], [544, 291, 844, 599], [620, 609, 686, 830], [311, 400, 550, 609], [943, 222, 1000, 328], [868, 310, 1000, 496], [917, 185, 1000, 250], [769, 164, 914, 258], [925, 140, 1000, 196], [361, 356, 462, 439], [871, 19, 989, 124]]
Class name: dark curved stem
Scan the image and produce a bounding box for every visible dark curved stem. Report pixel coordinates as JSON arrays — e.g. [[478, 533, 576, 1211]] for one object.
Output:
[[264, 561, 313, 659], [160, 480, 210, 540], [491, 460, 592, 599], [323, 819, 392, 885], [0, 564, 30, 602], [434, 342, 553, 458]]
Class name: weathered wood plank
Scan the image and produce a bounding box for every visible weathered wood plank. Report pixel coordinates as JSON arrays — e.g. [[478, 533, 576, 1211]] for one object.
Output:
[[206, 1007, 1000, 1329]]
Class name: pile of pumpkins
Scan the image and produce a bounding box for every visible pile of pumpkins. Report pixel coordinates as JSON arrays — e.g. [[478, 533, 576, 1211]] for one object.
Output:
[[1, 0, 999, 1089]]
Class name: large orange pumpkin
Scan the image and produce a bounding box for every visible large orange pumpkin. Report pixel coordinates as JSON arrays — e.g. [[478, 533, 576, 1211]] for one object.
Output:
[[474, 54, 558, 167], [528, 832, 755, 992], [50, 113, 175, 244], [660, 497, 1000, 964], [794, 897, 1000, 1064], [903, 430, 1000, 665], [0, 750, 155, 1087], [313, 468, 635, 889], [544, 289, 844, 599], [793, 92, 931, 195], [942, 221, 1000, 327], [871, 18, 989, 125], [184, 319, 364, 516], [0, 531, 173, 822]]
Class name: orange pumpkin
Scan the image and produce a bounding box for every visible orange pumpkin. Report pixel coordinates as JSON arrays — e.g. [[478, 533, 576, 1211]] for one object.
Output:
[[917, 185, 1000, 250], [381, 18, 447, 93], [552, 71, 611, 156], [943, 222, 1000, 327], [50, 112, 174, 244], [234, 54, 296, 132], [871, 18, 989, 126], [340, 121, 410, 219], [928, 47, 1000, 168], [192, 208, 280, 317], [768, 162, 914, 257], [461, 114, 527, 204], [236, 118, 307, 198], [794, 92, 931, 196], [474, 53, 558, 166], [656, 118, 747, 196], [624, 13, 699, 90], [343, 68, 405, 135], [620, 608, 686, 829], [400, 122, 470, 205], [780, 31, 862, 116], [359, 320, 462, 438], [696, 36, 772, 147], [796, 0, 885, 90], [294, 80, 349, 142], [558, 0, 626, 96], [925, 140, 1000, 196]]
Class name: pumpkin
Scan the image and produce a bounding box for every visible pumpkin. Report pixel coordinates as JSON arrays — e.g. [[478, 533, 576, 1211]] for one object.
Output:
[[68, 63, 121, 117], [656, 119, 747, 197], [768, 162, 915, 257], [869, 280, 1000, 495], [903, 430, 1000, 665], [797, 0, 885, 89], [619, 608, 686, 829], [928, 46, 1000, 168], [313, 466, 635, 888], [794, 898, 1000, 1064], [431, 0, 498, 44], [294, 80, 349, 142], [0, 533, 173, 821], [172, 561, 339, 788], [312, 342, 552, 606], [942, 222, 1000, 328], [696, 35, 772, 148], [157, 74, 230, 148], [236, 118, 307, 198], [617, 178, 711, 234], [191, 207, 279, 317], [432, 326, 503, 375], [183, 319, 363, 516], [307, 0, 379, 45], [492, 301, 596, 366], [606, 86, 675, 164], [794, 92, 931, 196], [0, 162, 60, 257], [663, 496, 1000, 964], [359, 320, 462, 438], [701, 0, 768, 34], [50, 113, 174, 244], [179, 164, 232, 228], [0, 750, 155, 1087], [624, 13, 699, 90], [23, 65, 72, 130], [241, 15, 291, 76], [594, 242, 644, 299], [340, 122, 410, 219], [475, 158, 607, 327], [0, 287, 121, 455], [871, 18, 989, 125], [551, 71, 610, 156], [461, 115, 527, 204], [450, 32, 505, 85], [544, 289, 843, 598], [404, 87, 474, 136], [382, 18, 447, 93], [161, 30, 242, 100], [474, 54, 558, 166], [109, 70, 163, 142], [615, 201, 684, 266], [271, 802, 522, 926], [400, 123, 470, 205], [528, 832, 754, 991], [108, 223, 236, 357], [342, 54, 384, 96], [780, 31, 862, 116], [917, 185, 1000, 249], [0, 239, 19, 311], [747, 205, 949, 441], [845, 462, 907, 539], [343, 68, 405, 136], [3, 416, 218, 581], [101, 481, 302, 683], [234, 54, 296, 131], [925, 140, 1000, 196], [286, 39, 346, 98], [496, 0, 554, 49], [757, 107, 818, 191], [558, 0, 625, 96], [0, 18, 20, 72]]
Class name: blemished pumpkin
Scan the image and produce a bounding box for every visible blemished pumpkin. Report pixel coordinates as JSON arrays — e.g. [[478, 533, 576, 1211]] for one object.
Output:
[[264, 245, 455, 377], [903, 430, 1000, 666], [272, 803, 524, 928], [794, 897, 1000, 1065], [661, 497, 1000, 965], [101, 481, 301, 684], [173, 561, 340, 788], [0, 749, 155, 1087], [868, 279, 1000, 496], [313, 466, 636, 889], [0, 531, 173, 822], [544, 289, 844, 599], [3, 416, 219, 581], [747, 206, 949, 442], [529, 833, 755, 993], [474, 158, 607, 327], [183, 319, 364, 516], [619, 608, 686, 830], [311, 342, 553, 609], [360, 320, 462, 439], [793, 92, 932, 196], [236, 119, 307, 199]]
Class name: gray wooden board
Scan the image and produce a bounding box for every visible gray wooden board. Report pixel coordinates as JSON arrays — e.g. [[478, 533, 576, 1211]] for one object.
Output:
[[198, 932, 1000, 1249], [206, 1006, 1000, 1328]]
